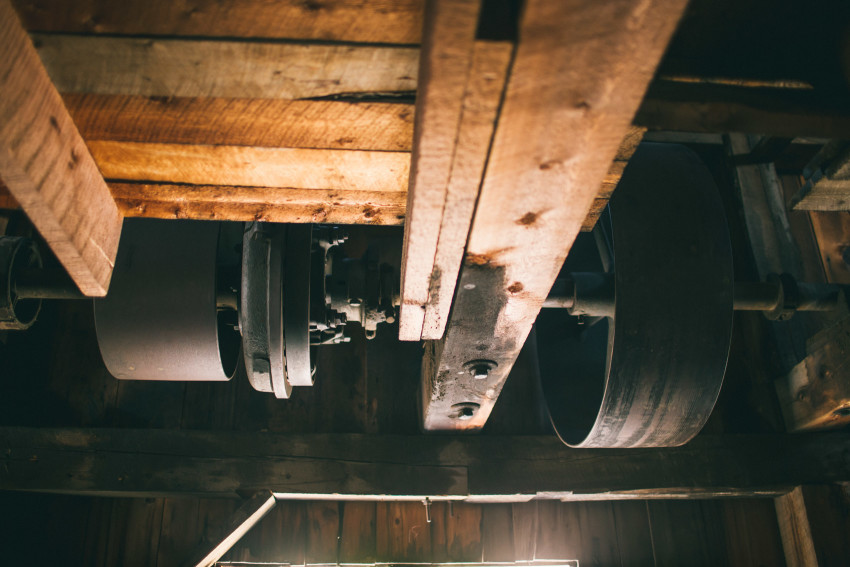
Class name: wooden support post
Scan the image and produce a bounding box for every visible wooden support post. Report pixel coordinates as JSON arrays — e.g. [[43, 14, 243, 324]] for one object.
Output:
[[399, 0, 484, 341], [775, 487, 819, 567], [0, 0, 121, 295], [184, 490, 277, 567], [421, 0, 688, 430]]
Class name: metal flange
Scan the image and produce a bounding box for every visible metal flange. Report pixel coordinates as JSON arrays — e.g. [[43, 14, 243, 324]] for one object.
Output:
[[0, 236, 42, 330]]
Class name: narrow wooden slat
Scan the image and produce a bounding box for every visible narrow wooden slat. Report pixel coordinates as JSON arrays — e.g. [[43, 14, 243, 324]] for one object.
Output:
[[111, 184, 405, 225], [398, 0, 483, 340], [34, 33, 418, 100], [185, 490, 276, 567], [480, 504, 514, 562], [89, 141, 410, 192], [339, 501, 377, 563], [636, 79, 850, 139], [305, 501, 340, 564], [775, 487, 818, 567], [0, 0, 121, 296], [418, 40, 513, 340], [511, 501, 538, 561], [421, 0, 689, 430], [63, 94, 414, 152], [14, 0, 425, 45]]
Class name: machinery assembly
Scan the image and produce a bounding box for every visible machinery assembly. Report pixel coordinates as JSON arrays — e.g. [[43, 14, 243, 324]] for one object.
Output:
[[0, 144, 843, 447]]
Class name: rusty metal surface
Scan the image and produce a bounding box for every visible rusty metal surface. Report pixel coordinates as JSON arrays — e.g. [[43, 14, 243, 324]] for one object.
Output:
[[538, 143, 734, 447]]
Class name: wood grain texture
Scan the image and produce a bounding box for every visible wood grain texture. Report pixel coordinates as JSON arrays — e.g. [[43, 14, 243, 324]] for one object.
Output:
[[809, 210, 850, 284], [14, 0, 425, 45], [34, 33, 418, 100], [89, 142, 410, 192], [776, 487, 818, 567], [775, 316, 850, 432], [112, 183, 407, 226], [580, 126, 646, 232], [421, 0, 689, 430], [4, 427, 850, 499], [0, 1, 121, 296], [418, 40, 513, 340], [186, 490, 276, 567], [635, 79, 850, 139], [0, 182, 19, 209], [63, 94, 414, 152], [399, 0, 483, 340], [793, 144, 850, 211]]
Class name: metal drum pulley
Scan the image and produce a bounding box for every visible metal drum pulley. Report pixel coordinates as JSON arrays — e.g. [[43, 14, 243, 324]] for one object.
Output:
[[537, 143, 735, 448], [93, 218, 400, 395], [94, 219, 241, 381]]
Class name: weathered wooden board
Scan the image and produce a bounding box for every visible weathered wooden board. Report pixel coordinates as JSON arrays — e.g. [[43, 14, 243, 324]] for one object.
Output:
[[14, 0, 425, 44], [3, 428, 850, 499], [421, 0, 689, 430], [808, 210, 850, 284], [415, 40, 513, 340], [580, 126, 646, 232], [63, 94, 414, 152], [33, 33, 418, 100], [111, 183, 406, 225], [0, 1, 122, 296], [792, 142, 850, 211], [398, 0, 484, 341], [775, 487, 818, 567], [88, 141, 410, 192], [776, 315, 850, 432], [635, 80, 850, 139]]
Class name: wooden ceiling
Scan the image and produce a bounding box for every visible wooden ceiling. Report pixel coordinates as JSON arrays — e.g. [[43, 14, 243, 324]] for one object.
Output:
[[2, 0, 849, 432]]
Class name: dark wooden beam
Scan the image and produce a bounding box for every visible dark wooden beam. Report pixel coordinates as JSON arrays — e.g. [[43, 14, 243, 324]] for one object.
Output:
[[635, 80, 850, 139], [2, 428, 849, 500]]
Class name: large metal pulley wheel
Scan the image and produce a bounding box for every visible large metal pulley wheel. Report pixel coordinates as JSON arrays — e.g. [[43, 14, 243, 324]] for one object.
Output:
[[537, 143, 735, 448]]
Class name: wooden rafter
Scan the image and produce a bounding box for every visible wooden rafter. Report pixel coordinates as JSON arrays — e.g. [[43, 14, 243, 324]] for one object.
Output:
[[420, 0, 689, 430], [0, 0, 121, 296]]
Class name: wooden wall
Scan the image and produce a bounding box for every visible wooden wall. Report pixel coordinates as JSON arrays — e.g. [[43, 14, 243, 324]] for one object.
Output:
[[0, 494, 787, 567]]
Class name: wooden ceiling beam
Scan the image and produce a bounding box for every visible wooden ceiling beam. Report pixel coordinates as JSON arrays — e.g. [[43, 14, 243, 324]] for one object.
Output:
[[13, 0, 425, 45], [111, 183, 406, 226], [399, 0, 487, 341], [2, 427, 849, 499], [33, 33, 418, 100], [419, 0, 689, 430], [63, 94, 414, 152], [0, 0, 121, 296]]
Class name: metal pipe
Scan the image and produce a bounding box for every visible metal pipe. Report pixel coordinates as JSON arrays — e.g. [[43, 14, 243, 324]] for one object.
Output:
[[14, 268, 86, 300], [545, 274, 842, 317]]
